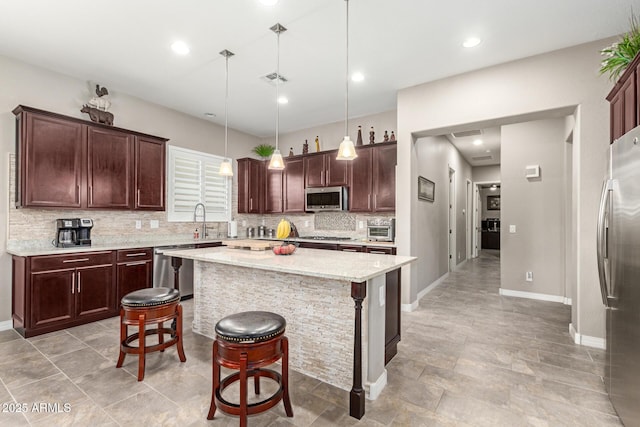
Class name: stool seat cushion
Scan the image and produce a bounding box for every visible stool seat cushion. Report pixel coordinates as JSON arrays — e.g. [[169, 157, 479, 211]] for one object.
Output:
[[216, 311, 286, 343], [121, 287, 180, 307]]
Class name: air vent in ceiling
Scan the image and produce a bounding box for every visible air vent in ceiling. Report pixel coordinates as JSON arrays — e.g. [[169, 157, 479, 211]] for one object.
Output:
[[262, 72, 288, 85], [471, 155, 493, 161], [451, 129, 482, 138]]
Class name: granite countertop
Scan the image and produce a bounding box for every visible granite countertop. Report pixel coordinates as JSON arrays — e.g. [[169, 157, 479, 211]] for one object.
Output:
[[253, 236, 396, 247], [6, 237, 224, 257], [162, 246, 415, 283]]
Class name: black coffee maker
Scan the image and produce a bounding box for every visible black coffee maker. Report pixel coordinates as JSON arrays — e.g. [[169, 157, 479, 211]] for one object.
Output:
[[55, 218, 93, 247]]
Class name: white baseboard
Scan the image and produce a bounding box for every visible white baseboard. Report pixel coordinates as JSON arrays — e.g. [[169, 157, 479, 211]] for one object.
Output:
[[499, 288, 566, 303], [365, 369, 387, 401], [0, 320, 13, 331], [569, 323, 606, 349], [401, 272, 449, 312]]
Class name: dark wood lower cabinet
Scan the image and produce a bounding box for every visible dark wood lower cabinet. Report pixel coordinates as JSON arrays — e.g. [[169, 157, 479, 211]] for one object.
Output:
[[13, 248, 152, 338]]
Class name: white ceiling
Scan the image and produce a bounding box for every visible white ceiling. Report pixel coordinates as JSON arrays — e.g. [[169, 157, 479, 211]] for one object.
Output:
[[0, 0, 637, 137]]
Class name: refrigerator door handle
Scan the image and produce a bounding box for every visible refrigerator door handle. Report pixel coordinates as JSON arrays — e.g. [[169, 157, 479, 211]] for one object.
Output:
[[597, 179, 613, 307]]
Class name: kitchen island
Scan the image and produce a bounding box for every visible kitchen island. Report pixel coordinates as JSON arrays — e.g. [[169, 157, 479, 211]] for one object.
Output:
[[162, 245, 416, 419]]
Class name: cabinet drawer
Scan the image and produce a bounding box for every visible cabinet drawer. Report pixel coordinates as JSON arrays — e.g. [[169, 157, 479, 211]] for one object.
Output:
[[117, 248, 152, 262], [31, 251, 114, 272]]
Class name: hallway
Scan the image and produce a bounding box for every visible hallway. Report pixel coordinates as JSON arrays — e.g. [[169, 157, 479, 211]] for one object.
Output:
[[379, 250, 622, 425]]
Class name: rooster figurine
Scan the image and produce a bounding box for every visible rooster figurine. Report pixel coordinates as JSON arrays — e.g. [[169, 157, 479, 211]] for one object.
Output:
[[88, 84, 111, 111]]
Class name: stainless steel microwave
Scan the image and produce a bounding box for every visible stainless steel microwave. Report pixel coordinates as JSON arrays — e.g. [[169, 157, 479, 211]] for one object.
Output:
[[305, 186, 348, 212], [367, 218, 396, 242]]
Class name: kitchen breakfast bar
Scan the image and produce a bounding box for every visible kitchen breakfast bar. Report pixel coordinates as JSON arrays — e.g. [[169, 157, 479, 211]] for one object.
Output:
[[163, 245, 416, 419]]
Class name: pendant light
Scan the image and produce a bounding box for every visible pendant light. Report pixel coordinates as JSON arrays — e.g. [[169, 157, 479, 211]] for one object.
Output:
[[268, 23, 286, 170], [336, 0, 357, 161], [218, 49, 234, 176]]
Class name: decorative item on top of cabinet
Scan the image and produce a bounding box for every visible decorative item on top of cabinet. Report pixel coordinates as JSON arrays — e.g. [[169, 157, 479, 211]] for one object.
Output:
[[390, 131, 396, 141], [289, 147, 294, 157], [356, 126, 363, 146], [383, 131, 389, 142], [12, 105, 167, 210], [315, 136, 320, 152], [252, 144, 275, 159], [369, 127, 375, 144], [303, 139, 309, 154], [81, 105, 114, 126]]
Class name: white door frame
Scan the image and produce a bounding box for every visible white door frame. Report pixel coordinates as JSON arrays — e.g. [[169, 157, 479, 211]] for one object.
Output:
[[466, 179, 473, 260], [448, 167, 456, 271], [472, 180, 501, 257]]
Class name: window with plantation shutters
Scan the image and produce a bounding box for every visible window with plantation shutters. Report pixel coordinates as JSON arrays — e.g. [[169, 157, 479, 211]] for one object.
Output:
[[167, 145, 231, 222]]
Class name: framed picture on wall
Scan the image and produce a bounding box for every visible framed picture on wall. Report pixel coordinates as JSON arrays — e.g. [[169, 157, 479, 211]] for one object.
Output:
[[487, 195, 500, 210], [418, 176, 435, 202]]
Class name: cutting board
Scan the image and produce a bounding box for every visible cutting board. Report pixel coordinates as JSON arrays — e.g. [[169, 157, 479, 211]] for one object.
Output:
[[224, 239, 281, 251]]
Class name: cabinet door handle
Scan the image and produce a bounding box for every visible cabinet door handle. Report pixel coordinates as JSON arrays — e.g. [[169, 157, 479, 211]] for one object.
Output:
[[76, 184, 80, 204], [369, 250, 387, 254], [126, 252, 147, 257], [342, 248, 358, 252], [71, 273, 75, 294], [63, 258, 90, 263], [125, 261, 147, 266], [321, 170, 325, 184], [89, 185, 93, 205], [137, 189, 141, 206], [77, 272, 81, 293], [368, 194, 371, 210], [373, 194, 377, 208]]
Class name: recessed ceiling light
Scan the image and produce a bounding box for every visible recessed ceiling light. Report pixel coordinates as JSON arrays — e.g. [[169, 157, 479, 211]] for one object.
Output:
[[473, 139, 483, 145], [259, 0, 279, 5], [351, 72, 364, 82], [278, 96, 288, 104], [462, 37, 481, 48], [171, 41, 190, 55], [204, 112, 216, 118]]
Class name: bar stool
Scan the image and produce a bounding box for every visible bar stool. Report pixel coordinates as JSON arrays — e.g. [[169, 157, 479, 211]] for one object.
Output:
[[207, 311, 293, 426], [116, 287, 186, 381]]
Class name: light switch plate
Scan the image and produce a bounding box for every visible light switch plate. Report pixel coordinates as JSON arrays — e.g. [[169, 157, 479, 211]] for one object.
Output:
[[509, 225, 516, 233], [135, 220, 142, 230], [359, 221, 364, 229], [526, 271, 533, 281], [150, 220, 159, 229]]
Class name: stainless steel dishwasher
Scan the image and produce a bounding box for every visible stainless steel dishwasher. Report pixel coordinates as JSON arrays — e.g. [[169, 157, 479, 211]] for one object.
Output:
[[153, 245, 195, 299]]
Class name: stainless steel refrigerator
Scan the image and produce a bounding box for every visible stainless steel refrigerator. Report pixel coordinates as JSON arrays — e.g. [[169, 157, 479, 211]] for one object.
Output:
[[598, 124, 640, 426]]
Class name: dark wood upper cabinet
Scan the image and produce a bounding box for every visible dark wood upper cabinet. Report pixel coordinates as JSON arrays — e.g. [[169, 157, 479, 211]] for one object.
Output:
[[237, 158, 264, 214], [13, 105, 167, 210], [265, 166, 284, 213], [87, 127, 134, 209], [135, 136, 166, 210], [16, 111, 85, 208], [348, 142, 396, 213], [283, 157, 305, 212], [607, 53, 640, 143], [304, 152, 348, 188]]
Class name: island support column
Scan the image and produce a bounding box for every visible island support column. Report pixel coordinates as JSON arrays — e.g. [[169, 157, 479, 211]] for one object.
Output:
[[350, 280, 366, 419], [171, 257, 182, 291]]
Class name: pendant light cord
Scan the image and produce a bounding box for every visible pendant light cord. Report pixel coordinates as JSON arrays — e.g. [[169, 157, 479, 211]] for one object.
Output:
[[224, 54, 229, 159], [276, 29, 280, 152], [345, 0, 349, 138]]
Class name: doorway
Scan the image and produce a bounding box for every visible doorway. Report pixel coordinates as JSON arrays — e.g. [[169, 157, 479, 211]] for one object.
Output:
[[449, 168, 456, 271]]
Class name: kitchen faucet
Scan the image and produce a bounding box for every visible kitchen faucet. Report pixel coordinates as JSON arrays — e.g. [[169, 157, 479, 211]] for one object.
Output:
[[194, 203, 207, 238]]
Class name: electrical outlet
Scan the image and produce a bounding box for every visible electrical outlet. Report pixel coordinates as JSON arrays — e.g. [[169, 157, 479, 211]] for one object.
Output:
[[150, 220, 159, 229], [135, 220, 142, 230], [510, 225, 516, 233], [526, 271, 533, 281], [379, 285, 385, 306], [304, 220, 310, 227], [242, 220, 247, 227], [359, 221, 364, 229]]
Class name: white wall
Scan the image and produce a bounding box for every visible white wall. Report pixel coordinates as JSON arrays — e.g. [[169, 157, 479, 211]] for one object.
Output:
[[500, 118, 567, 298], [473, 165, 500, 183], [413, 135, 472, 300], [397, 38, 612, 340], [0, 54, 260, 324]]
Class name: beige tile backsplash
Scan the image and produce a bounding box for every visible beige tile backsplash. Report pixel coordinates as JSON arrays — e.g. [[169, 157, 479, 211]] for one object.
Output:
[[8, 154, 393, 244]]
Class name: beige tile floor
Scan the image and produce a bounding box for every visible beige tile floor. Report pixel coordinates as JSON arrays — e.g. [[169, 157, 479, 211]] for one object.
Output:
[[0, 250, 622, 426]]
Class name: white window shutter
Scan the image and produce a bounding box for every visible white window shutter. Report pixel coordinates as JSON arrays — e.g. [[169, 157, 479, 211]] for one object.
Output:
[[167, 146, 231, 222]]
